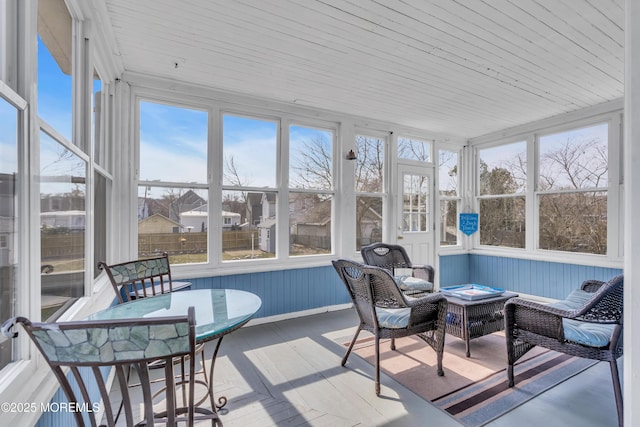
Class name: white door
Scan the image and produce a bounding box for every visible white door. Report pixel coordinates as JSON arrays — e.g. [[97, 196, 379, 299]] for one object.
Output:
[[396, 165, 435, 276]]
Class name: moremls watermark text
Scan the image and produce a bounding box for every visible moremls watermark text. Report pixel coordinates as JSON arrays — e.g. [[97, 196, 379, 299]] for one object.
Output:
[[1, 401, 100, 413]]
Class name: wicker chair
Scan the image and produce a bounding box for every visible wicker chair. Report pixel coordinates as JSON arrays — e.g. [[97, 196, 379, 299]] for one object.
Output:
[[360, 242, 435, 296], [1, 307, 217, 427], [332, 259, 448, 395], [505, 275, 623, 427]]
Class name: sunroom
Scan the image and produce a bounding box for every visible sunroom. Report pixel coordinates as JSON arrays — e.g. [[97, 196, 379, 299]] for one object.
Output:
[[0, 0, 638, 426]]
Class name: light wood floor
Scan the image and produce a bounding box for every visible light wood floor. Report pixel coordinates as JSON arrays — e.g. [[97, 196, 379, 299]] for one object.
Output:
[[113, 308, 621, 426]]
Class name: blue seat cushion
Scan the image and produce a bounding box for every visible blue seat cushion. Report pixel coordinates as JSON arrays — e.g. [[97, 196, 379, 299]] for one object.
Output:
[[394, 275, 434, 292], [375, 307, 411, 329], [547, 289, 594, 311], [562, 319, 614, 348]]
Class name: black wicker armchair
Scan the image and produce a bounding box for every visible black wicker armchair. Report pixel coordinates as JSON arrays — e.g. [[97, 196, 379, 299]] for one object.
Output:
[[505, 275, 623, 427], [361, 242, 435, 296], [332, 259, 448, 395]]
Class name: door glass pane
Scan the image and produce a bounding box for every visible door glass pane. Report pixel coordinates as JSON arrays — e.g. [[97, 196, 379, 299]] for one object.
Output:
[[402, 173, 430, 232], [0, 96, 19, 369]]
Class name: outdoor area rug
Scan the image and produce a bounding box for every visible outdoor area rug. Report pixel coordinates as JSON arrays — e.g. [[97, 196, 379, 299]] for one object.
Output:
[[343, 332, 598, 427]]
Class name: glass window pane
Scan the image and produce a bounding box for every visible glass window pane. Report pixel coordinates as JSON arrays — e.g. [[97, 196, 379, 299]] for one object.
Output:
[[37, 3, 73, 143], [479, 141, 526, 195], [289, 193, 332, 256], [439, 149, 458, 196], [539, 192, 607, 254], [440, 199, 458, 246], [94, 172, 108, 278], [0, 96, 19, 369], [356, 196, 383, 250], [355, 134, 385, 193], [539, 124, 608, 190], [223, 115, 277, 188], [139, 101, 208, 183], [479, 197, 525, 248], [137, 186, 208, 264], [402, 173, 430, 232], [222, 190, 276, 260], [93, 71, 105, 168], [40, 132, 86, 321], [398, 137, 432, 162], [289, 125, 333, 190]]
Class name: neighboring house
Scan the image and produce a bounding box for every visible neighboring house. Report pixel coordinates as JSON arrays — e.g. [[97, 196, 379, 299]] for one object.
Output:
[[256, 193, 278, 253], [40, 210, 85, 231], [174, 190, 207, 222], [245, 193, 262, 227], [138, 213, 182, 234], [289, 193, 331, 236], [258, 218, 276, 253], [138, 197, 169, 221], [40, 193, 85, 213], [296, 219, 331, 237], [261, 193, 276, 219], [179, 205, 241, 231], [138, 189, 207, 222], [357, 199, 383, 245], [221, 211, 241, 229]]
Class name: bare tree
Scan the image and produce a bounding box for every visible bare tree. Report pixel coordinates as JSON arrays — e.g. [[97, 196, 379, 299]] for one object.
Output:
[[537, 135, 608, 254], [355, 135, 385, 246], [290, 134, 332, 189]]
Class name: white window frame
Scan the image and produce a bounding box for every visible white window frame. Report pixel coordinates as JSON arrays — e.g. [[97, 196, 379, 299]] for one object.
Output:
[[470, 109, 623, 267]]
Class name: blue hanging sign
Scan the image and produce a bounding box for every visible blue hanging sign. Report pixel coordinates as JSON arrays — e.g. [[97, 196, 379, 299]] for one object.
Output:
[[459, 213, 479, 236]]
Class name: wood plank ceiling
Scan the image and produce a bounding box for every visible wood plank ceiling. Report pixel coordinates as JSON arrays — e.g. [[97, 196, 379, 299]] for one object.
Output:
[[102, 0, 624, 139]]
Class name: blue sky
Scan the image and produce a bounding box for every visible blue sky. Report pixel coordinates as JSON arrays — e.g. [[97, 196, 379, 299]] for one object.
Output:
[[0, 97, 18, 176]]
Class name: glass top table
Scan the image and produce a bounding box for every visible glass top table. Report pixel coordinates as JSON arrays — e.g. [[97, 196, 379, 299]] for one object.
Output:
[[88, 289, 262, 342], [88, 289, 262, 413]]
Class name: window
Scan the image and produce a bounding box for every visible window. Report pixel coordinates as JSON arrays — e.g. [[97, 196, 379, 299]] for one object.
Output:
[[0, 91, 22, 370], [289, 124, 334, 256], [37, 2, 73, 142], [475, 119, 614, 256], [537, 124, 608, 254], [93, 69, 109, 169], [138, 101, 209, 264], [40, 131, 86, 321], [222, 114, 278, 260], [355, 133, 386, 250], [439, 149, 459, 246], [478, 141, 526, 248], [398, 137, 432, 162], [94, 171, 108, 278]]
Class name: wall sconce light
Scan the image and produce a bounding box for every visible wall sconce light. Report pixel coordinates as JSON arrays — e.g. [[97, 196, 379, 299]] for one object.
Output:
[[346, 149, 357, 160]]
